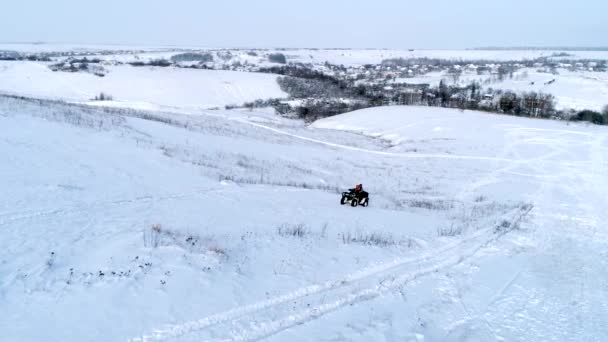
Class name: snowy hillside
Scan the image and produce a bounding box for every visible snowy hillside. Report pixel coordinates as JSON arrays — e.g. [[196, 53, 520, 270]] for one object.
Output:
[[1, 96, 607, 341], [2, 45, 607, 114], [0, 61, 286, 110]]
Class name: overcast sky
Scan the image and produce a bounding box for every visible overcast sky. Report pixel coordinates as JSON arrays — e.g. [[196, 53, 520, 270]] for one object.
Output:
[[2, 0, 606, 48]]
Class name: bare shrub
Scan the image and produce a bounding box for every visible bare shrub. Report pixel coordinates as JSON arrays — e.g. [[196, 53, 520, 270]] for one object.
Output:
[[46, 251, 56, 268], [217, 175, 341, 193], [437, 224, 465, 237], [474, 195, 487, 203], [143, 224, 162, 248], [340, 231, 396, 247], [493, 219, 513, 234], [494, 203, 534, 234], [142, 224, 226, 257], [207, 245, 227, 256], [92, 92, 113, 101], [159, 145, 175, 157], [407, 199, 454, 210], [277, 223, 309, 238]]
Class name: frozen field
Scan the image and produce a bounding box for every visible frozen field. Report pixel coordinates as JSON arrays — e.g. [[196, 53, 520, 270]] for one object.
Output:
[[0, 61, 286, 110], [1, 96, 607, 341]]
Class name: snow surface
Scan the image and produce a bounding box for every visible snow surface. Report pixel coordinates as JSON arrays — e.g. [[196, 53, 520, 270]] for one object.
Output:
[[1, 96, 607, 342], [0, 61, 286, 110]]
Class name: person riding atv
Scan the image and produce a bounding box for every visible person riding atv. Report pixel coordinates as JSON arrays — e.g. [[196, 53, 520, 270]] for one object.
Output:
[[341, 184, 369, 207]]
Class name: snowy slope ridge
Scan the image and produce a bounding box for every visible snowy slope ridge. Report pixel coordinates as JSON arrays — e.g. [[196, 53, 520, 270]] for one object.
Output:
[[0, 61, 286, 110], [2, 96, 608, 342]]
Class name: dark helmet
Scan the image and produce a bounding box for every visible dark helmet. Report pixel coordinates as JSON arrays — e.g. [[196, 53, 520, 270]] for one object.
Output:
[[355, 184, 362, 191]]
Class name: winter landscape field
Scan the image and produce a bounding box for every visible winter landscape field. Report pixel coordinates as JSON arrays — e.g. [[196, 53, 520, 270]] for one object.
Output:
[[1, 39, 607, 342]]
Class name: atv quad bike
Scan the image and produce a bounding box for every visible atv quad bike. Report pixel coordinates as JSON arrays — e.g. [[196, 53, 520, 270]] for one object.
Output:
[[340, 189, 369, 207]]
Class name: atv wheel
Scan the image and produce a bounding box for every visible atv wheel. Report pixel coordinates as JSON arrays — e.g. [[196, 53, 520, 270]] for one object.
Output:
[[340, 196, 346, 205], [362, 198, 369, 207], [351, 199, 358, 207]]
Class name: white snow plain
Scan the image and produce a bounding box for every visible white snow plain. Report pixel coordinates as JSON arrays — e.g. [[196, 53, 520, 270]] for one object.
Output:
[[0, 61, 286, 110], [1, 96, 607, 342]]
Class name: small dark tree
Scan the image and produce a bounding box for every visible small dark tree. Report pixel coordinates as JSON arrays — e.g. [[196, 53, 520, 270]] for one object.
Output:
[[268, 53, 287, 64], [438, 80, 449, 107], [499, 92, 518, 114], [574, 110, 604, 125]]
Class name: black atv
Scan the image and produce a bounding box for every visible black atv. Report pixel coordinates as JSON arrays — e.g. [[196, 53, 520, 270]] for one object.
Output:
[[340, 189, 369, 207]]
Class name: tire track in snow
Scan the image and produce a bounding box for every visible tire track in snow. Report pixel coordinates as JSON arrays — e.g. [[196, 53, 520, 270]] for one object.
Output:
[[221, 206, 532, 342], [132, 206, 532, 342]]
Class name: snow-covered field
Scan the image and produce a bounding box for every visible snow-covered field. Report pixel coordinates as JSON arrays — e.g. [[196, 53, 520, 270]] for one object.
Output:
[[0, 61, 286, 110], [1, 94, 607, 342]]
